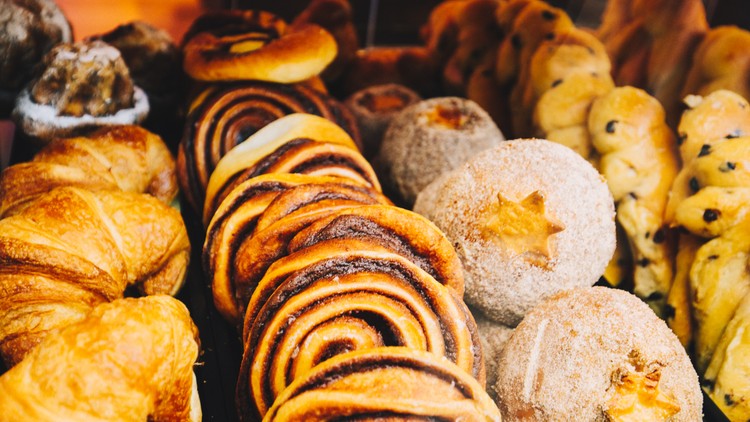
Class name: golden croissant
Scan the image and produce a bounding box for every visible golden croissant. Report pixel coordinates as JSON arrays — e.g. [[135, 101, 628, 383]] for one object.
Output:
[[0, 125, 178, 217], [0, 295, 201, 422], [0, 186, 190, 366]]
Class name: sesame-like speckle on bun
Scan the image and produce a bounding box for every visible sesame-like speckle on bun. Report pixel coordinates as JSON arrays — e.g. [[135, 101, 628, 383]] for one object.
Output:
[[414, 139, 615, 326]]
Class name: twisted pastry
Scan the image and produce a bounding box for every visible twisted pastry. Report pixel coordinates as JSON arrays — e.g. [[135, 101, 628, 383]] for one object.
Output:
[[0, 295, 201, 422], [0, 186, 190, 366], [263, 347, 500, 421], [177, 81, 360, 213], [182, 9, 336, 83], [237, 238, 483, 420], [681, 26, 750, 103], [703, 290, 750, 421], [0, 125, 177, 217], [203, 173, 359, 324], [203, 113, 376, 223], [588, 86, 679, 316], [596, 0, 708, 124]]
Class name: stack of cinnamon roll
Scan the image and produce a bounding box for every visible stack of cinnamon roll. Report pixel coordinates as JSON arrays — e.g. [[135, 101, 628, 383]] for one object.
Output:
[[177, 8, 499, 421]]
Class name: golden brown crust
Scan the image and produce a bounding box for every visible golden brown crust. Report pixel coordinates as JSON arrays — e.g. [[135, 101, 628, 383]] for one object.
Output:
[[263, 347, 501, 422], [0, 125, 177, 217], [183, 15, 337, 83], [0, 295, 201, 421], [0, 187, 190, 366]]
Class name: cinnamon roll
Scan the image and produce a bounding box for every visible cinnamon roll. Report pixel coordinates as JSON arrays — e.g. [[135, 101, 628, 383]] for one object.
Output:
[[203, 173, 376, 324], [236, 238, 483, 420], [263, 347, 501, 421], [177, 82, 360, 213], [203, 113, 374, 223]]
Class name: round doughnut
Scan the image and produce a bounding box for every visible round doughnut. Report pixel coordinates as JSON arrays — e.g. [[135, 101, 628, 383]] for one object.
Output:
[[376, 96, 504, 205], [344, 83, 422, 158], [495, 286, 702, 421], [413, 139, 615, 326], [182, 10, 337, 83]]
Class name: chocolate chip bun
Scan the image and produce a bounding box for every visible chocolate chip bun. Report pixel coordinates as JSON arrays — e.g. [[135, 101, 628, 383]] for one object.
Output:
[[414, 139, 615, 326], [0, 0, 72, 116], [495, 286, 702, 421], [376, 96, 504, 206], [344, 83, 422, 158]]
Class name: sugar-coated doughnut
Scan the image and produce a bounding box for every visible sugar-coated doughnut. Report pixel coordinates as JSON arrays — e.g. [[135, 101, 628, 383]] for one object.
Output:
[[376, 96, 504, 205], [495, 286, 702, 421], [414, 139, 615, 326]]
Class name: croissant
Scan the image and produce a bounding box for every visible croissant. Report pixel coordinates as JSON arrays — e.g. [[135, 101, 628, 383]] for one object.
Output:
[[263, 347, 500, 421], [0, 125, 178, 217], [0, 186, 189, 366], [237, 238, 482, 420], [0, 295, 201, 422], [588, 87, 679, 316], [177, 81, 360, 213]]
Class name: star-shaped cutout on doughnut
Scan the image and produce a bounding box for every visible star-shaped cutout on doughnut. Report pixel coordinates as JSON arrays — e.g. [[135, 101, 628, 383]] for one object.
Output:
[[605, 363, 681, 421], [483, 190, 565, 268]]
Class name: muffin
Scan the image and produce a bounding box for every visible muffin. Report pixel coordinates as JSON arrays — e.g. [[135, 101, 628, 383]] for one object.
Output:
[[495, 286, 702, 421], [0, 0, 72, 116], [12, 40, 149, 146], [376, 96, 505, 206], [414, 139, 615, 326]]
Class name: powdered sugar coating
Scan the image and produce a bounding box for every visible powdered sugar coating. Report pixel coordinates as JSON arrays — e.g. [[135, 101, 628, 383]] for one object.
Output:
[[472, 307, 514, 404], [413, 139, 615, 326], [495, 286, 702, 421], [376, 96, 505, 205], [13, 86, 149, 142]]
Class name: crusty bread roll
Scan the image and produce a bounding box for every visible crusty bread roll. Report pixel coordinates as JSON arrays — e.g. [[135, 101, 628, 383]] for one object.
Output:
[[414, 139, 615, 326], [376, 96, 504, 206], [495, 286, 702, 421]]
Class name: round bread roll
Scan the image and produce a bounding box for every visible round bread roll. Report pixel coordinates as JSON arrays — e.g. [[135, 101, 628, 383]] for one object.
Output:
[[495, 286, 702, 421], [472, 307, 514, 404], [344, 83, 422, 158], [376, 96, 504, 205], [414, 139, 615, 326]]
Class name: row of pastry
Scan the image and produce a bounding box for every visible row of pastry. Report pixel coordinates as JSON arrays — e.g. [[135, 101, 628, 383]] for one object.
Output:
[[173, 3, 714, 422], [0, 1, 203, 419]]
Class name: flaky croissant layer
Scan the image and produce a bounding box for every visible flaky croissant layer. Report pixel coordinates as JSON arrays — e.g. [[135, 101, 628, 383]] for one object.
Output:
[[0, 295, 202, 422]]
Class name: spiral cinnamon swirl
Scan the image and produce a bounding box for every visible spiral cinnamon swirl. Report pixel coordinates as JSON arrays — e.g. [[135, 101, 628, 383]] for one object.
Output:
[[177, 83, 360, 212], [236, 238, 483, 420], [203, 174, 379, 324], [262, 347, 500, 422], [203, 114, 374, 223]]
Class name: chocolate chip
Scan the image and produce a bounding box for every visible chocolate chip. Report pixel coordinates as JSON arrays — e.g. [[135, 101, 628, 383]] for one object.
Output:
[[638, 258, 650, 267], [628, 192, 638, 200], [646, 291, 663, 301], [677, 133, 687, 146], [511, 34, 522, 49], [551, 79, 563, 88], [726, 129, 741, 139], [689, 177, 700, 192], [708, 254, 719, 260], [653, 229, 666, 244], [645, 231, 651, 239], [725, 394, 736, 406], [698, 144, 712, 157], [544, 32, 555, 40], [541, 10, 556, 20], [703, 209, 720, 222], [702, 378, 715, 391], [664, 305, 676, 319], [606, 120, 617, 133], [720, 162, 736, 172]]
